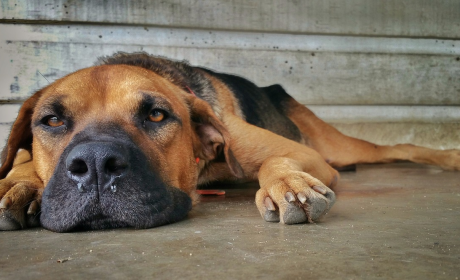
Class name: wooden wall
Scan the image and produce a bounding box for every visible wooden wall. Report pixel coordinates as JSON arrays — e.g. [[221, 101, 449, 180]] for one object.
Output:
[[1, 0, 459, 150]]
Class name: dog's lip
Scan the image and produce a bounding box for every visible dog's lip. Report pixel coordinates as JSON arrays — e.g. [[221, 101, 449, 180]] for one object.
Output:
[[40, 183, 192, 232]]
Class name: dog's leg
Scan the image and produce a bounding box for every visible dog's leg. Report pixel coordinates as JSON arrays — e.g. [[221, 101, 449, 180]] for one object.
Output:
[[223, 115, 338, 224], [0, 150, 44, 230], [286, 100, 460, 170]]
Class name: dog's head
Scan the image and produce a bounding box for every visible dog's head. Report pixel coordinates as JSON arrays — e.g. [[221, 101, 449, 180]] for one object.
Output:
[[0, 54, 242, 232]]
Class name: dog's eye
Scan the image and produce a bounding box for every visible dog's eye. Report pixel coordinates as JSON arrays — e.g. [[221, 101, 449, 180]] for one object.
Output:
[[46, 116, 64, 127], [148, 109, 166, 122]]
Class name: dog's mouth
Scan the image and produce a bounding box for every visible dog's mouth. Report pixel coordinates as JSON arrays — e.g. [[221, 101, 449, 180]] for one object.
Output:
[[39, 136, 192, 232], [41, 183, 191, 232], [41, 181, 191, 232]]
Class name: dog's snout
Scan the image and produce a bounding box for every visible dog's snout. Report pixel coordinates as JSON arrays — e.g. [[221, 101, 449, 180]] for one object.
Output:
[[65, 142, 129, 191]]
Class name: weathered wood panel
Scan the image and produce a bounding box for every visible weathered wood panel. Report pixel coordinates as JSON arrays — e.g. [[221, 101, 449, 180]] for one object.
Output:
[[0, 104, 18, 149], [332, 123, 460, 150], [0, 124, 11, 148], [1, 24, 460, 105], [1, 0, 460, 38], [1, 1, 459, 152], [309, 106, 460, 123], [3, 24, 459, 56], [0, 104, 19, 123]]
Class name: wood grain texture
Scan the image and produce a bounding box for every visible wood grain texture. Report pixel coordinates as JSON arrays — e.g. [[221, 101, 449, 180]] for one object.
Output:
[[308, 106, 460, 123], [0, 1, 459, 150], [0, 104, 20, 123], [1, 0, 460, 38], [1, 24, 459, 105], [332, 123, 460, 150]]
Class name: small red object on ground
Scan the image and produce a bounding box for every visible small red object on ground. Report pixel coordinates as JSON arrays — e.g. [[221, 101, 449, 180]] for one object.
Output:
[[196, 190, 226, 196]]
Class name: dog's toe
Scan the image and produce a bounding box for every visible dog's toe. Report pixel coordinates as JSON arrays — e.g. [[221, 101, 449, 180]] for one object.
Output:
[[0, 209, 22, 230], [0, 181, 42, 230], [282, 202, 308, 224], [256, 171, 336, 225], [262, 197, 280, 222]]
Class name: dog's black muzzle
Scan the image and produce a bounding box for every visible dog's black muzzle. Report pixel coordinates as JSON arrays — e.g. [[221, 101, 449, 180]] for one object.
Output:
[[40, 127, 192, 232]]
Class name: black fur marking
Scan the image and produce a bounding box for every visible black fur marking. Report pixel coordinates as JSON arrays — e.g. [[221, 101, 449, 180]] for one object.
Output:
[[206, 72, 302, 142]]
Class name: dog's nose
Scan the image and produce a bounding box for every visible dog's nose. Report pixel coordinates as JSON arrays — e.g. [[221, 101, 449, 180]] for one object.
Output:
[[65, 142, 129, 193]]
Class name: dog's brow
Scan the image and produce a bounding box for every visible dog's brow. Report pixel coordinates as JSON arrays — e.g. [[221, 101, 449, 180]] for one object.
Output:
[[138, 92, 172, 110], [40, 96, 67, 116]]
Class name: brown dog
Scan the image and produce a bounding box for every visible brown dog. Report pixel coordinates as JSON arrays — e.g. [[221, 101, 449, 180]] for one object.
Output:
[[0, 52, 458, 232]]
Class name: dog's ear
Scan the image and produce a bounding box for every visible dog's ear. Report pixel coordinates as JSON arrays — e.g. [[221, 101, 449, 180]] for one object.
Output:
[[0, 91, 43, 179], [187, 96, 244, 178]]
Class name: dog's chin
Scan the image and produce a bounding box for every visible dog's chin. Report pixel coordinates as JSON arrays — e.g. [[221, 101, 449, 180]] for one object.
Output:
[[40, 184, 192, 232]]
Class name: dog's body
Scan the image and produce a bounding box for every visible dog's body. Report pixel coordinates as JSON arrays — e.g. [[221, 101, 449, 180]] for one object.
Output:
[[0, 52, 458, 232]]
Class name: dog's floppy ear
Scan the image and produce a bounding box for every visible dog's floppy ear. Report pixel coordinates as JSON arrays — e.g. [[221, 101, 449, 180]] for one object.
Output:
[[0, 91, 43, 179], [187, 95, 244, 178]]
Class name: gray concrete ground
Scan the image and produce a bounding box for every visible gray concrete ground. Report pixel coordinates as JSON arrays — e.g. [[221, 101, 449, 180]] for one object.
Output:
[[0, 163, 459, 279]]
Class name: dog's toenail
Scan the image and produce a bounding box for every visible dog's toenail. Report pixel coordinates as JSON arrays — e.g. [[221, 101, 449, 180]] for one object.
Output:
[[297, 192, 307, 204], [312, 185, 327, 195], [0, 197, 12, 209], [27, 200, 39, 215], [264, 197, 276, 211], [285, 192, 296, 203]]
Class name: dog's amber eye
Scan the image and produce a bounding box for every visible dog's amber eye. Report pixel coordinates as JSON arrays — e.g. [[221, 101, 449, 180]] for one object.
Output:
[[47, 116, 64, 127], [148, 110, 165, 122]]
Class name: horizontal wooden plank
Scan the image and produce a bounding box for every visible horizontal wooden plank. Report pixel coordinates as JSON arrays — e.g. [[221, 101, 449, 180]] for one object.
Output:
[[0, 104, 20, 123], [1, 24, 460, 105], [0, 121, 458, 154], [308, 106, 460, 123], [2, 24, 459, 56], [0, 124, 11, 149], [331, 123, 460, 150], [1, 0, 460, 38]]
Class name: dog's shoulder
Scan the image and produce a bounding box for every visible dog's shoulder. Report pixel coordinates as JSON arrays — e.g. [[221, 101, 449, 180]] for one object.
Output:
[[201, 69, 302, 142]]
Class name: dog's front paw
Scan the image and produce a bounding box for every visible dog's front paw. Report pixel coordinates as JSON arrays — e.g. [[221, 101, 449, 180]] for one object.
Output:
[[255, 171, 336, 224], [0, 176, 43, 230]]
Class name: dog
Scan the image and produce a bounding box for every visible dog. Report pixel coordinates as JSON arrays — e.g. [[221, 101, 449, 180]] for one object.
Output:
[[0, 52, 458, 232]]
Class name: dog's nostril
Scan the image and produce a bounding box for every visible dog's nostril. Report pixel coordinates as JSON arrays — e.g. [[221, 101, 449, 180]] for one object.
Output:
[[105, 157, 128, 176], [68, 159, 89, 175]]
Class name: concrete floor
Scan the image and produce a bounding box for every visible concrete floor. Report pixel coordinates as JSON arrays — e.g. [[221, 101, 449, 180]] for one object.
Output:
[[0, 163, 459, 279]]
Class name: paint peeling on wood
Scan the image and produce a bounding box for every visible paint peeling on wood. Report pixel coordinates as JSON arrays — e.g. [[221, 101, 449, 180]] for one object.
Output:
[[1, 0, 460, 38], [0, 1, 459, 150], [1, 24, 459, 105]]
